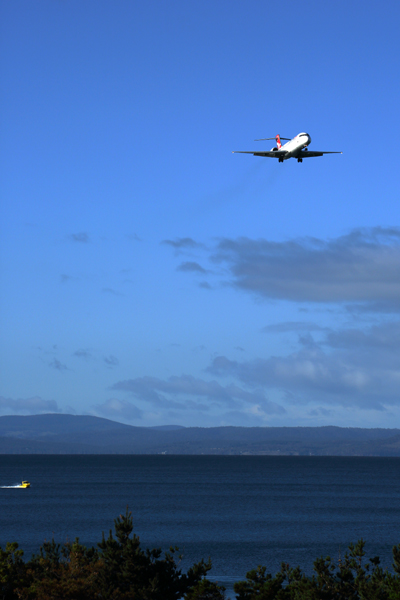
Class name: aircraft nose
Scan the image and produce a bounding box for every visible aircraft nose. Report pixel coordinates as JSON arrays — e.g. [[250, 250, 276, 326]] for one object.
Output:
[[307, 135, 312, 145]]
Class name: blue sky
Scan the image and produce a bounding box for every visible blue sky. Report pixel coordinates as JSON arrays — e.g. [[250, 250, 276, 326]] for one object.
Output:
[[1, 0, 400, 427]]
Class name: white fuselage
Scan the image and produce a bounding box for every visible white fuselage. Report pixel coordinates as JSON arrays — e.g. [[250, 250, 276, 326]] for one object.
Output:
[[277, 132, 311, 160]]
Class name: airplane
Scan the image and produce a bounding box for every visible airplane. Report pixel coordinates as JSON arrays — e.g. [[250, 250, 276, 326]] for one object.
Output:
[[232, 133, 342, 163]]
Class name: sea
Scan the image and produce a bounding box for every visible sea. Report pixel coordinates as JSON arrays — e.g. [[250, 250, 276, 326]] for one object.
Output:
[[1, 455, 400, 597]]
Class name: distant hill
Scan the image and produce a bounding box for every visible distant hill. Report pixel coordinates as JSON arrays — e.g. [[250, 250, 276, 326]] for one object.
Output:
[[1, 414, 400, 455], [149, 425, 186, 431]]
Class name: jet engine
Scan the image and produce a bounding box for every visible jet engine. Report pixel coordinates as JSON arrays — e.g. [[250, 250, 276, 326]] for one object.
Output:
[[271, 147, 278, 152]]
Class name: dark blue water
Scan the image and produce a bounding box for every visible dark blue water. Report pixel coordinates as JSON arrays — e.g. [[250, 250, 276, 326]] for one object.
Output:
[[1, 456, 400, 596]]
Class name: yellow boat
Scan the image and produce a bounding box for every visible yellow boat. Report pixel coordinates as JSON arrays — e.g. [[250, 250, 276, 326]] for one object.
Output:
[[20, 481, 30, 488]]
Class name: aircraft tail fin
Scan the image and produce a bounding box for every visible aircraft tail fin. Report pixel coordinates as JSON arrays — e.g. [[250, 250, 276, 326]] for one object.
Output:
[[275, 135, 282, 149]]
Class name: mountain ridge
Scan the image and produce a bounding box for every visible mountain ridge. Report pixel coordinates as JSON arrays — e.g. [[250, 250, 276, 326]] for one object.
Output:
[[1, 414, 400, 455]]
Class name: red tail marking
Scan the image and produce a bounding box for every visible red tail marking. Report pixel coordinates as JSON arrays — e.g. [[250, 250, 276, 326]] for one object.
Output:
[[275, 135, 282, 149]]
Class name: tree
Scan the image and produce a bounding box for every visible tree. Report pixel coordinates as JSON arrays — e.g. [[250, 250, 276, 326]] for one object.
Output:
[[96, 507, 212, 599], [234, 565, 288, 600], [233, 540, 394, 600], [17, 538, 101, 600], [3, 516, 400, 600], [0, 542, 28, 600], [184, 577, 226, 600], [0, 507, 211, 600]]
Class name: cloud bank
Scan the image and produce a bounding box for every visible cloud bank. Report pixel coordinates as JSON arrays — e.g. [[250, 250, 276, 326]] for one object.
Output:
[[169, 227, 400, 312], [111, 374, 284, 416], [0, 396, 61, 414], [207, 319, 400, 412], [93, 398, 143, 421]]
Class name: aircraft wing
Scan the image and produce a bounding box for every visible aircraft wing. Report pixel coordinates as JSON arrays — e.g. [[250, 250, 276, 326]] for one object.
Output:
[[232, 150, 288, 158], [298, 151, 342, 158]]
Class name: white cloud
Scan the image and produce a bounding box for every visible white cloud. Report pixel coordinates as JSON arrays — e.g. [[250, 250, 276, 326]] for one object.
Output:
[[111, 374, 285, 415], [170, 227, 400, 311], [93, 398, 143, 422], [0, 396, 61, 414], [207, 320, 400, 412]]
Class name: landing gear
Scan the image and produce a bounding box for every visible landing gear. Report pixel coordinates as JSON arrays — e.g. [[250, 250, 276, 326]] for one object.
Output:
[[298, 158, 303, 163], [279, 157, 284, 163]]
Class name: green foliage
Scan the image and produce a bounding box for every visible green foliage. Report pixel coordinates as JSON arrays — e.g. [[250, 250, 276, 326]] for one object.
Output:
[[96, 507, 211, 599], [184, 577, 226, 600], [0, 542, 28, 600], [19, 537, 101, 600], [234, 565, 287, 600], [233, 539, 393, 600], [0, 507, 210, 600], [3, 514, 400, 600]]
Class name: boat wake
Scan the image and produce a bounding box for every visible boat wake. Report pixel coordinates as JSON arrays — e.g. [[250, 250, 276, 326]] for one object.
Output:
[[1, 485, 24, 488]]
